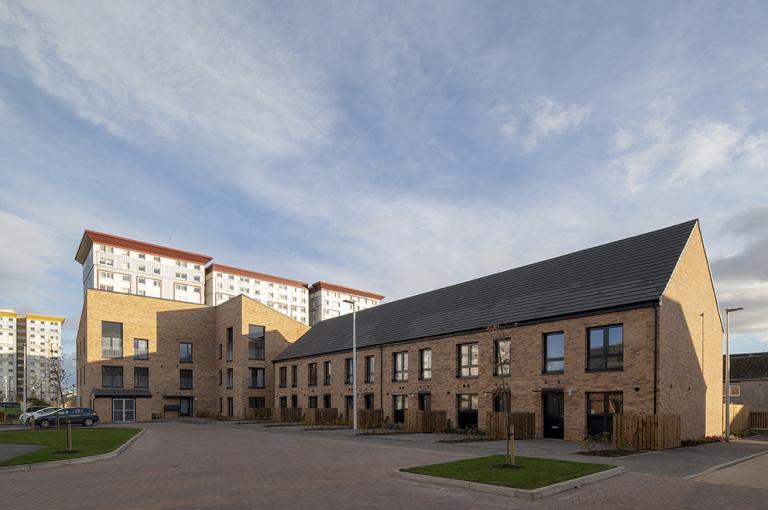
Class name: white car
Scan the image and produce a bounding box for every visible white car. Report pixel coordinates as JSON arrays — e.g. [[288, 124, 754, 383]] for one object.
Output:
[[21, 406, 60, 424]]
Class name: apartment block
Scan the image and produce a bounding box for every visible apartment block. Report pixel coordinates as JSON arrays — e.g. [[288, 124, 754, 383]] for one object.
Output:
[[0, 310, 64, 403], [205, 264, 310, 325], [74, 230, 383, 325], [0, 310, 16, 401], [307, 281, 384, 325], [274, 220, 723, 441], [75, 230, 212, 304], [76, 289, 308, 423]]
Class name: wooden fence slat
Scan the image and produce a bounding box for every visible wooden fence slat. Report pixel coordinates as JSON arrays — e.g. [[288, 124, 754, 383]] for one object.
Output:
[[278, 408, 302, 423], [304, 408, 338, 425], [356, 409, 383, 429], [749, 412, 768, 429], [612, 414, 680, 451], [484, 412, 535, 440], [404, 410, 447, 433]]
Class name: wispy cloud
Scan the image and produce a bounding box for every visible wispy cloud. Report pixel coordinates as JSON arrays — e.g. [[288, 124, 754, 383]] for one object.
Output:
[[500, 97, 591, 153], [610, 98, 766, 193]]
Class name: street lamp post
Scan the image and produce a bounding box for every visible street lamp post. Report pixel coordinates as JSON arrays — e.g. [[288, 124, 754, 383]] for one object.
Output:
[[343, 299, 357, 432], [724, 306, 743, 442]]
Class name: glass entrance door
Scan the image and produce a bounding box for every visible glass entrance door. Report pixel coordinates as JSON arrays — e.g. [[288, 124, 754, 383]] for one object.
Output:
[[112, 398, 136, 423]]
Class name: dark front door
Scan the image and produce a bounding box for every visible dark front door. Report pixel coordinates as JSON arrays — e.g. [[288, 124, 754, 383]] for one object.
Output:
[[457, 394, 478, 430], [345, 395, 354, 421], [543, 392, 564, 439], [179, 397, 193, 417]]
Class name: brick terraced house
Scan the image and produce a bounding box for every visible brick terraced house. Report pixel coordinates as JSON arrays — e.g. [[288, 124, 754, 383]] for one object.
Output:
[[76, 290, 308, 422], [274, 220, 723, 441]]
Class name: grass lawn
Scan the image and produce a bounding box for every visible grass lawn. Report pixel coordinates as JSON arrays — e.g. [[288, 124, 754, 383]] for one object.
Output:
[[402, 455, 613, 490], [0, 427, 141, 467]]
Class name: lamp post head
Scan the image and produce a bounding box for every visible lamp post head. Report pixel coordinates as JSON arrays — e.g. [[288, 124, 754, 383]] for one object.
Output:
[[725, 307, 744, 314]]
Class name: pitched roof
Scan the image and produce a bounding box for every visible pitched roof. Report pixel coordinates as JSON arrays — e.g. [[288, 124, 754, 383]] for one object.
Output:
[[75, 230, 213, 265], [727, 353, 768, 381], [275, 220, 698, 361]]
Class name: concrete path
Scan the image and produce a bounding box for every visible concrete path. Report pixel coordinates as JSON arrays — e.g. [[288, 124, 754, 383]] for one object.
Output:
[[2, 422, 766, 510], [693, 450, 768, 489], [218, 421, 768, 478]]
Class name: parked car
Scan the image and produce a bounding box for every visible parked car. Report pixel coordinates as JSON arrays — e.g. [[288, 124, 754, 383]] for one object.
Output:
[[23, 407, 60, 424], [35, 408, 99, 428], [19, 406, 48, 424]]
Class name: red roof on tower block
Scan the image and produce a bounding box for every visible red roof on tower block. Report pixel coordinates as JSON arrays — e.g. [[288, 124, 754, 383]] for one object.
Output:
[[75, 230, 213, 265], [307, 281, 384, 301], [205, 263, 308, 288]]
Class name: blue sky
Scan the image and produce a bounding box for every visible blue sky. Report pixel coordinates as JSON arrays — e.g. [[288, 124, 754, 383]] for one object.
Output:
[[1, 1, 767, 365]]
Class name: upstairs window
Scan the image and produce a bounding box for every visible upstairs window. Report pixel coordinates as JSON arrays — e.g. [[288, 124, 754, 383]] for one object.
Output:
[[393, 351, 408, 381], [308, 363, 318, 386], [365, 355, 375, 383], [323, 361, 331, 385], [345, 357, 353, 384], [279, 366, 287, 388], [248, 325, 265, 360], [495, 339, 511, 376], [226, 368, 233, 389], [419, 349, 432, 380], [101, 321, 123, 358], [457, 343, 479, 377], [226, 327, 233, 361], [180, 369, 193, 389], [102, 366, 123, 388], [134, 367, 149, 388], [291, 365, 298, 387], [587, 325, 623, 371], [250, 367, 265, 388], [179, 342, 193, 363], [133, 338, 149, 360], [544, 332, 565, 373]]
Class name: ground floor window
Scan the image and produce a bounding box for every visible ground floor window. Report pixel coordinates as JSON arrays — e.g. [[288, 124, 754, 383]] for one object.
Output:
[[308, 396, 318, 409], [393, 395, 408, 423], [323, 394, 332, 409], [291, 394, 298, 408], [227, 397, 234, 417], [457, 394, 478, 430], [219, 397, 222, 413], [112, 398, 135, 423], [418, 393, 431, 411], [586, 392, 623, 438], [279, 396, 287, 408], [364, 393, 375, 410], [249, 397, 265, 408]]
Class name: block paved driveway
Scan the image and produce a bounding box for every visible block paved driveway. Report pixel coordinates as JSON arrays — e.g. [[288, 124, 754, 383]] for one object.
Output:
[[2, 422, 767, 510]]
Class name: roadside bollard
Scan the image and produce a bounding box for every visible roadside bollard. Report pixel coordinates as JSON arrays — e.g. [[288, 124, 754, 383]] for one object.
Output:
[[66, 421, 73, 452]]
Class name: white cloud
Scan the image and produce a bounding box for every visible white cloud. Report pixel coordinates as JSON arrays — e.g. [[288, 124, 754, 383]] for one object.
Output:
[[739, 132, 768, 170], [0, 1, 334, 156], [610, 100, 765, 192], [499, 97, 591, 153]]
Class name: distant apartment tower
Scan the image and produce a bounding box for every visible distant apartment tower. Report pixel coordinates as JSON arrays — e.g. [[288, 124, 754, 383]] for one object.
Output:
[[307, 282, 384, 325], [75, 231, 213, 304], [0, 310, 63, 402], [205, 264, 310, 325], [74, 230, 384, 325]]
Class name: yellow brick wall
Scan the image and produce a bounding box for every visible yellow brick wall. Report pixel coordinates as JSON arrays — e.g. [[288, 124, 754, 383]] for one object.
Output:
[[77, 290, 308, 423], [658, 222, 723, 439]]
